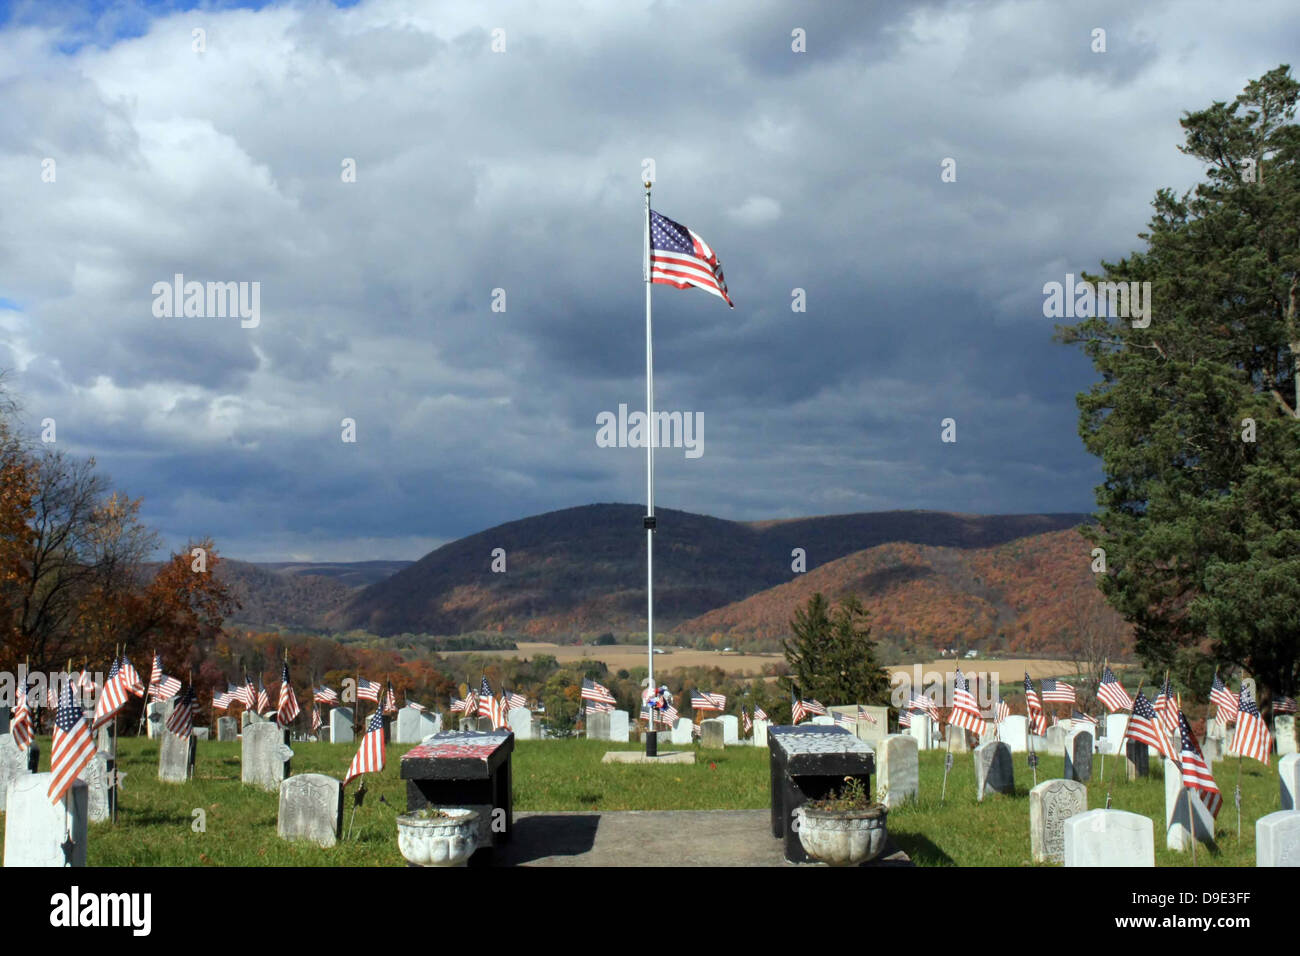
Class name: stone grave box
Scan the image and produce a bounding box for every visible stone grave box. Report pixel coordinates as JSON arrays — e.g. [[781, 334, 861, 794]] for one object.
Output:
[[768, 725, 875, 864], [400, 730, 515, 859]]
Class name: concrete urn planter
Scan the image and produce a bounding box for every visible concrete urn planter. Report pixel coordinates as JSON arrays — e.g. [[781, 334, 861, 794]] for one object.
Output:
[[795, 803, 888, 866], [396, 809, 479, 866]]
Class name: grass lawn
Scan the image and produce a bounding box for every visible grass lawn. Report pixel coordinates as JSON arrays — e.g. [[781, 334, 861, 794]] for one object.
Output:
[[0, 735, 1283, 866]]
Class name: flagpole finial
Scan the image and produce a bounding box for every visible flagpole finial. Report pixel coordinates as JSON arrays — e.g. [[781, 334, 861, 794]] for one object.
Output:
[[644, 180, 652, 191]]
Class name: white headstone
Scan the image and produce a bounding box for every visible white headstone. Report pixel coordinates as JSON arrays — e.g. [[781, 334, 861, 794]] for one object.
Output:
[[242, 722, 293, 792], [3, 773, 88, 867], [1255, 810, 1300, 867], [1279, 753, 1299, 811], [1277, 715, 1298, 756], [811, 715, 834, 726], [0, 732, 32, 812], [753, 719, 770, 748], [998, 715, 1028, 753], [946, 724, 970, 753], [277, 773, 343, 848], [670, 718, 693, 745], [159, 730, 196, 783], [586, 711, 610, 740], [719, 715, 739, 744], [608, 710, 630, 743], [1165, 758, 1216, 851], [909, 715, 933, 751], [1105, 713, 1129, 751], [1045, 725, 1067, 757], [330, 706, 354, 745], [1030, 778, 1088, 863], [146, 698, 175, 739], [508, 708, 533, 740], [700, 718, 725, 749], [876, 734, 918, 808], [1063, 809, 1155, 867], [79, 752, 114, 823], [217, 716, 238, 741]]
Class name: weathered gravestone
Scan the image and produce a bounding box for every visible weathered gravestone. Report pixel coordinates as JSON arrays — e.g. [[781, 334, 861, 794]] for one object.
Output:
[[1105, 713, 1128, 752], [875, 733, 918, 808], [946, 725, 970, 753], [1277, 715, 1298, 756], [974, 741, 1014, 800], [999, 715, 1028, 753], [1030, 778, 1088, 863], [394, 706, 428, 744], [719, 714, 739, 745], [242, 722, 293, 792], [0, 732, 32, 812], [146, 698, 175, 739], [978, 723, 997, 747], [1065, 731, 1093, 782], [3, 773, 88, 867], [1255, 810, 1300, 867], [811, 715, 834, 726], [609, 710, 630, 743], [217, 716, 238, 741], [1064, 809, 1155, 867], [330, 706, 354, 744], [1125, 740, 1150, 780], [700, 718, 725, 749], [909, 714, 933, 751], [1200, 736, 1221, 765], [752, 718, 770, 748], [670, 718, 693, 745], [849, 705, 889, 745], [586, 711, 611, 741], [79, 752, 114, 822], [159, 730, 197, 783], [277, 773, 343, 848], [1165, 758, 1216, 851], [194, 727, 210, 740], [1045, 725, 1067, 757], [507, 708, 532, 740], [1280, 753, 1300, 811]]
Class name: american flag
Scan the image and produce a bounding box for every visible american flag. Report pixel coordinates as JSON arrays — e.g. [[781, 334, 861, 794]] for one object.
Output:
[[277, 661, 301, 728], [241, 673, 257, 709], [1071, 710, 1098, 727], [791, 691, 808, 725], [706, 691, 727, 710], [149, 654, 181, 701], [406, 700, 427, 712], [1275, 695, 1298, 715], [212, 687, 232, 711], [166, 683, 197, 739], [690, 689, 723, 713], [909, 692, 940, 721], [1209, 672, 1236, 718], [1040, 679, 1075, 705], [76, 668, 96, 693], [994, 699, 1011, 723], [898, 708, 912, 728], [344, 709, 386, 786], [742, 707, 752, 734], [503, 688, 527, 711], [857, 705, 878, 725], [311, 705, 322, 733], [488, 689, 511, 732], [802, 697, 827, 716], [313, 686, 339, 705], [582, 678, 617, 711], [256, 679, 271, 715], [477, 676, 495, 718], [149, 652, 163, 687], [355, 677, 380, 702], [382, 682, 399, 716], [11, 678, 33, 750], [1229, 684, 1272, 765], [462, 687, 478, 718], [753, 704, 768, 722], [1125, 690, 1175, 760], [1097, 666, 1133, 713], [1025, 673, 1047, 735], [118, 656, 144, 698], [48, 684, 96, 806], [1153, 680, 1179, 737], [649, 209, 734, 308], [450, 696, 469, 713], [834, 710, 858, 730], [1175, 709, 1222, 818], [948, 670, 986, 736], [92, 656, 127, 731]]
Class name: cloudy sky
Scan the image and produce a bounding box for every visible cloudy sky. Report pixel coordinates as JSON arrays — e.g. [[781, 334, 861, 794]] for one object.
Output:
[[2, 0, 1298, 561]]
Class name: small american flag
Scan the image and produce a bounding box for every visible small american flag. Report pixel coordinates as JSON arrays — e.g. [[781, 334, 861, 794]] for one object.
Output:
[[256, 679, 271, 716], [690, 689, 723, 713], [313, 686, 339, 705], [753, 704, 768, 722], [277, 661, 301, 728], [1125, 691, 1175, 760], [166, 683, 197, 739], [450, 696, 468, 713], [1275, 695, 1298, 715], [407, 700, 427, 712], [149, 652, 163, 688], [802, 697, 827, 716], [11, 678, 33, 750], [118, 656, 144, 698], [1176, 709, 1222, 818], [477, 676, 495, 718], [149, 653, 181, 701], [948, 669, 986, 736], [1209, 672, 1237, 722], [649, 209, 734, 308], [382, 682, 399, 716], [1097, 666, 1133, 713], [791, 691, 808, 725], [1153, 680, 1179, 737], [92, 656, 127, 731], [48, 684, 96, 806], [834, 709, 858, 730], [898, 708, 912, 728], [1024, 673, 1047, 735], [742, 707, 752, 734], [344, 709, 386, 786], [503, 689, 527, 711], [857, 705, 878, 725], [582, 678, 616, 711], [311, 705, 322, 733], [909, 692, 940, 721], [1229, 684, 1272, 765], [995, 699, 1011, 723], [1071, 710, 1098, 727], [659, 704, 678, 727], [76, 669, 96, 693], [241, 673, 257, 709], [1040, 679, 1076, 705], [355, 677, 381, 703]]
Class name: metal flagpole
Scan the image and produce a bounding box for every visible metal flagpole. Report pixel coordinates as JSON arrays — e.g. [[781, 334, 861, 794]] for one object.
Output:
[[643, 179, 657, 758]]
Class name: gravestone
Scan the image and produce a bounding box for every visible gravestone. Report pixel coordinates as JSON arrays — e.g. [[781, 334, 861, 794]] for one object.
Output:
[[609, 710, 630, 743], [720, 715, 739, 745], [670, 718, 693, 745], [1030, 778, 1088, 863], [752, 719, 769, 749], [909, 714, 933, 751], [978, 723, 997, 746], [1045, 725, 1067, 757], [1125, 740, 1150, 780], [586, 711, 611, 741], [3, 774, 88, 867], [146, 698, 175, 739], [242, 722, 293, 792], [95, 721, 115, 753], [811, 715, 834, 726], [1255, 810, 1300, 867], [848, 705, 889, 745], [876, 734, 919, 808], [1065, 731, 1093, 782], [946, 725, 970, 753], [508, 708, 533, 740], [79, 752, 114, 823], [393, 706, 422, 744], [1063, 809, 1155, 867], [1200, 736, 1221, 765], [0, 732, 32, 812], [1280, 754, 1300, 811], [974, 741, 1014, 800], [1165, 758, 1216, 851], [217, 716, 238, 741], [1205, 714, 1227, 740], [277, 773, 343, 848], [1277, 716, 1298, 756], [159, 730, 197, 783], [193, 727, 209, 741], [700, 718, 725, 749], [1105, 713, 1128, 751], [999, 715, 1028, 753], [330, 707, 354, 745]]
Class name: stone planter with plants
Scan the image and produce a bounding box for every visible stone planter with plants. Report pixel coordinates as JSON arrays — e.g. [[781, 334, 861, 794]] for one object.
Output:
[[395, 807, 480, 867], [794, 777, 888, 866]]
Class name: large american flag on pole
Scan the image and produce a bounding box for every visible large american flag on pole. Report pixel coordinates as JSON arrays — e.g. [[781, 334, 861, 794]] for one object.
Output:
[[1176, 709, 1222, 818], [48, 684, 96, 805], [1229, 684, 1272, 765], [649, 209, 733, 308], [1097, 666, 1133, 713], [344, 709, 386, 786]]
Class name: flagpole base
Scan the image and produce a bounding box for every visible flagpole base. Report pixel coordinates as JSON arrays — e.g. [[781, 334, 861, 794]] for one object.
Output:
[[646, 730, 658, 757]]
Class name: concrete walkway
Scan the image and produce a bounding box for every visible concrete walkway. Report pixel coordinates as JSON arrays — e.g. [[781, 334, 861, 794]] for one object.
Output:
[[490, 810, 911, 866]]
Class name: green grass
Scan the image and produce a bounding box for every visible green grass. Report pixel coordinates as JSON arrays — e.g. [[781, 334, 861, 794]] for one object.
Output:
[[0, 736, 1283, 866]]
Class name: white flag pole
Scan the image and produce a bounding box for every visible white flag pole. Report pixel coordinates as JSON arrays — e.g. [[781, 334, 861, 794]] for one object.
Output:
[[644, 180, 657, 757]]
